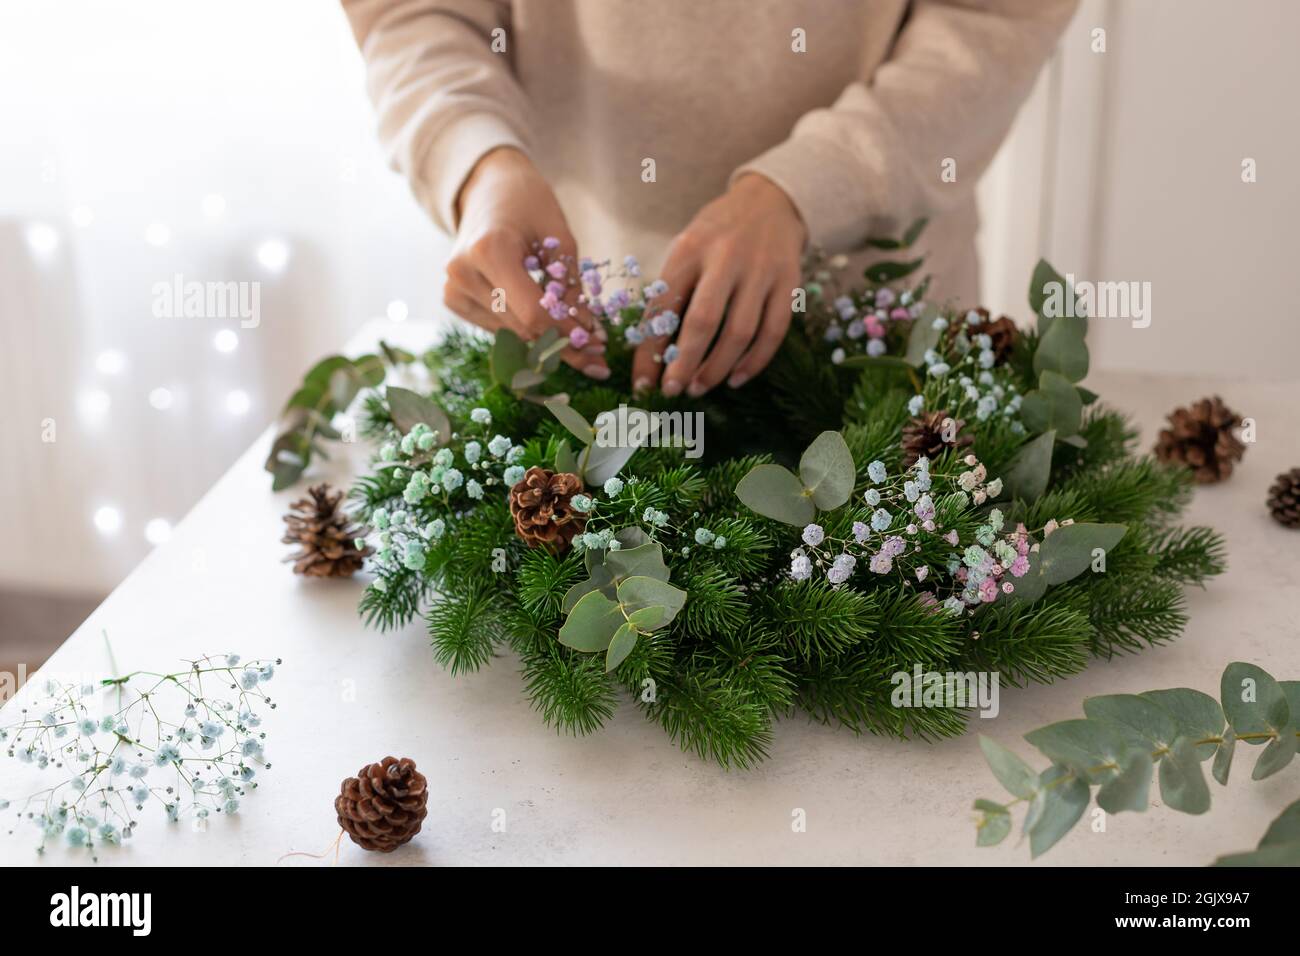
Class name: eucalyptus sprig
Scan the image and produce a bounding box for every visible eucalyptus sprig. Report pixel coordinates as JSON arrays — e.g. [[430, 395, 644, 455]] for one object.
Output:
[[265, 346, 412, 490], [975, 661, 1300, 862], [0, 653, 279, 859]]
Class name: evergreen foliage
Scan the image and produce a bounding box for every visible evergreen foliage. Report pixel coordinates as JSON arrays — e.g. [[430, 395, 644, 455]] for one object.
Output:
[[336, 260, 1226, 768]]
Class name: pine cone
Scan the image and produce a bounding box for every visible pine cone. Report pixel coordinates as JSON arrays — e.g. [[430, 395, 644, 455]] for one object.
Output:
[[282, 483, 371, 577], [335, 756, 428, 852], [1267, 468, 1300, 529], [1154, 395, 1246, 484], [947, 307, 1020, 365], [901, 410, 974, 467], [508, 466, 587, 552]]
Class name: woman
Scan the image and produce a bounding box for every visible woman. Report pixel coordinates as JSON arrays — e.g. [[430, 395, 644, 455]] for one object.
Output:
[[343, 0, 1077, 395]]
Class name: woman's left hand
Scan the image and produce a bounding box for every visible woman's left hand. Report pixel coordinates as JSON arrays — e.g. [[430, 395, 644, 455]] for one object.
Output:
[[632, 173, 807, 397]]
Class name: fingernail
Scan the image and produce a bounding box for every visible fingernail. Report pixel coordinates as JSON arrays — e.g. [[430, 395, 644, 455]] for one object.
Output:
[[727, 373, 749, 388], [595, 327, 608, 342], [634, 377, 652, 394], [686, 381, 707, 398], [662, 379, 682, 397], [583, 364, 611, 380]]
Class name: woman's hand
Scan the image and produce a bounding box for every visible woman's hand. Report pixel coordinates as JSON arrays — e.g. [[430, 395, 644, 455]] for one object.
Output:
[[633, 173, 806, 396], [446, 147, 608, 378]]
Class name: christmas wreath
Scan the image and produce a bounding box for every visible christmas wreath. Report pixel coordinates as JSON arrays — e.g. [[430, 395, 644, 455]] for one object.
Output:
[[270, 227, 1225, 768]]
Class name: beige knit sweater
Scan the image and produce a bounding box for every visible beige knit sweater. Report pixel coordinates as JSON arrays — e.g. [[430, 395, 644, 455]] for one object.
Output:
[[342, 0, 1077, 306]]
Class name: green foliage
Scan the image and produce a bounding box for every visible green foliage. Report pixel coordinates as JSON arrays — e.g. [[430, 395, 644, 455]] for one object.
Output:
[[975, 662, 1300, 861], [332, 253, 1226, 769]]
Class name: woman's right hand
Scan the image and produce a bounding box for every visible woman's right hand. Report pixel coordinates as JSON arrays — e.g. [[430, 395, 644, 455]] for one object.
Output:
[[445, 147, 608, 379]]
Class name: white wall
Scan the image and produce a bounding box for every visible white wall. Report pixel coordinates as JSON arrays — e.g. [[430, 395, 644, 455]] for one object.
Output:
[[979, 0, 1300, 380]]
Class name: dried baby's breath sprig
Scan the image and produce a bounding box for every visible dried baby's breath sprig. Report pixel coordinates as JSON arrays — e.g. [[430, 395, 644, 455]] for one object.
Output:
[[0, 652, 279, 860]]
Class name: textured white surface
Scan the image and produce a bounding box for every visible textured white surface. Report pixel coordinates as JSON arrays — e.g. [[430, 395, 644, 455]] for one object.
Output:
[[2, 321, 1297, 866]]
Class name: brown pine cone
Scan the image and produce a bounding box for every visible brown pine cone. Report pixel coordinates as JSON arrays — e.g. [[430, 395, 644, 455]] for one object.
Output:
[[282, 483, 371, 577], [946, 307, 1020, 365], [335, 756, 428, 853], [901, 410, 974, 468], [1153, 395, 1246, 484], [508, 466, 587, 552], [1267, 468, 1300, 529]]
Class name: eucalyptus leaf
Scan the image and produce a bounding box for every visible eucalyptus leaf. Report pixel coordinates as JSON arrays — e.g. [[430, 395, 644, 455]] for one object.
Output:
[[1004, 551, 1047, 604], [1037, 522, 1127, 586], [1024, 719, 1130, 784], [1028, 259, 1076, 337], [1251, 729, 1297, 780], [1211, 732, 1235, 785], [627, 605, 666, 631], [1033, 315, 1090, 383], [545, 399, 594, 445], [303, 355, 353, 390], [864, 258, 923, 283], [1140, 688, 1224, 760], [604, 542, 670, 584], [617, 576, 687, 625], [904, 306, 942, 366], [558, 590, 624, 652], [799, 431, 855, 511], [973, 799, 1011, 847], [1282, 681, 1300, 722], [605, 622, 638, 672], [1258, 797, 1300, 847], [1220, 662, 1291, 742], [1158, 736, 1211, 814], [511, 368, 547, 390], [555, 439, 578, 475], [1213, 842, 1300, 867], [561, 564, 616, 614], [386, 386, 451, 441], [490, 328, 528, 387], [1096, 750, 1153, 814], [902, 217, 929, 247], [584, 406, 656, 486], [615, 527, 651, 549], [979, 736, 1038, 800], [1083, 694, 1179, 752], [1000, 431, 1055, 502], [735, 464, 815, 526], [1028, 765, 1089, 858], [1021, 370, 1083, 437]]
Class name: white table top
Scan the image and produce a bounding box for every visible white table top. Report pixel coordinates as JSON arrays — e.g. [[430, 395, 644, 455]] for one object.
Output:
[[3, 319, 1298, 866]]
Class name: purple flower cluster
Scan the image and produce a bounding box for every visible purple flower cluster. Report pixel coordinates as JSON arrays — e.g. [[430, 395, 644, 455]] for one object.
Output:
[[524, 238, 680, 364]]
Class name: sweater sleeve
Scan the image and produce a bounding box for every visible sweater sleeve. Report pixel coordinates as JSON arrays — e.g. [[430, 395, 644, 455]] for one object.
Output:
[[734, 0, 1079, 251], [341, 0, 533, 233]]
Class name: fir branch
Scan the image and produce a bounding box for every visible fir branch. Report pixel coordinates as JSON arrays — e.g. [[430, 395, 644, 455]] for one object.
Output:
[[521, 644, 617, 736], [641, 671, 773, 769], [425, 582, 507, 675], [961, 596, 1092, 687], [358, 570, 425, 632], [759, 581, 879, 663], [1150, 525, 1228, 586]]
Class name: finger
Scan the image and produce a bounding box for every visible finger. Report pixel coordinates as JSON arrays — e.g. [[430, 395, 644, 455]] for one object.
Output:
[[727, 268, 799, 388], [454, 296, 606, 377], [660, 262, 735, 397], [631, 336, 669, 395], [687, 277, 766, 396], [480, 238, 609, 377]]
